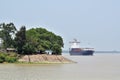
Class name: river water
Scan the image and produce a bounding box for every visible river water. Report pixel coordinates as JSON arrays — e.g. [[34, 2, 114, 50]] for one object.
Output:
[[0, 53, 120, 80]]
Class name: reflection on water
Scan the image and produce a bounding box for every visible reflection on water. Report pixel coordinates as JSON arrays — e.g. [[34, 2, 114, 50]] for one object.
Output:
[[0, 53, 120, 80]]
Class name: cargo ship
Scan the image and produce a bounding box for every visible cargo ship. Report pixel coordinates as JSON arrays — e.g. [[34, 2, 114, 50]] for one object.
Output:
[[69, 39, 94, 55]]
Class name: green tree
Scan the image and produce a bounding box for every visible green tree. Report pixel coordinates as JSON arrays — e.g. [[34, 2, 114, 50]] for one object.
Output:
[[26, 27, 64, 55], [51, 43, 62, 55], [22, 42, 36, 54], [14, 26, 26, 54], [0, 23, 17, 49]]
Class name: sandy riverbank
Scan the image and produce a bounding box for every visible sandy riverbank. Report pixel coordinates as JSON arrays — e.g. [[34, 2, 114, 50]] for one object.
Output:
[[18, 54, 75, 63]]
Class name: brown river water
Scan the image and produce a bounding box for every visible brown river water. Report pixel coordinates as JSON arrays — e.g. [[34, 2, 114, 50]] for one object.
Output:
[[0, 53, 120, 80]]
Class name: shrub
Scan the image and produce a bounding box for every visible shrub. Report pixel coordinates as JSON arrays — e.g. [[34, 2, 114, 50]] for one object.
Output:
[[0, 58, 4, 63], [5, 56, 17, 63], [0, 52, 18, 63], [0, 53, 6, 63]]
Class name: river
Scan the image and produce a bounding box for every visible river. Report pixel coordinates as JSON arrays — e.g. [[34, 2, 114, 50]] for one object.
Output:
[[0, 53, 120, 80]]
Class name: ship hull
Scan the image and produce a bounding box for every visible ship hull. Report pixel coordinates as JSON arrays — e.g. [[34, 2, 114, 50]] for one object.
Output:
[[69, 48, 94, 55]]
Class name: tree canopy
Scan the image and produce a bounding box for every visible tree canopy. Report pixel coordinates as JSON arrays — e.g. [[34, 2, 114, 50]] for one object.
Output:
[[14, 26, 26, 54], [0, 22, 64, 55], [25, 28, 64, 55], [0, 23, 17, 49]]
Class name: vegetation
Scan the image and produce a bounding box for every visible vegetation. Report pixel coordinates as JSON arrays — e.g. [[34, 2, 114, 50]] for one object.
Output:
[[0, 52, 18, 63], [14, 26, 26, 54], [25, 28, 64, 55], [0, 22, 64, 57], [0, 23, 17, 49]]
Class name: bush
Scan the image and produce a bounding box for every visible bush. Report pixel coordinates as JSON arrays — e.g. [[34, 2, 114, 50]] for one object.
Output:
[[5, 56, 17, 63], [0, 53, 6, 63], [0, 58, 4, 63], [0, 52, 18, 63]]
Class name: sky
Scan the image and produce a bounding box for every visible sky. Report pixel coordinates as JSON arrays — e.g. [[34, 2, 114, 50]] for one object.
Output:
[[0, 0, 120, 51]]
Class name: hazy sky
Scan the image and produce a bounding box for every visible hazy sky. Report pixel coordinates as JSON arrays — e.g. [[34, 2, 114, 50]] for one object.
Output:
[[0, 0, 120, 51]]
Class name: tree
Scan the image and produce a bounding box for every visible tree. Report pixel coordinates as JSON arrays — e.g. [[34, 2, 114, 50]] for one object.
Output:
[[14, 26, 26, 54], [26, 27, 64, 55], [51, 43, 62, 55], [0, 23, 17, 49], [22, 42, 36, 54]]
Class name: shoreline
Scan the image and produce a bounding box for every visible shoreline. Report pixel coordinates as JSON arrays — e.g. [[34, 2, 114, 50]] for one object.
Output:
[[18, 54, 76, 64]]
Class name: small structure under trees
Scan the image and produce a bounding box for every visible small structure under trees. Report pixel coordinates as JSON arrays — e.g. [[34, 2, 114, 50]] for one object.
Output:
[[6, 48, 16, 52]]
